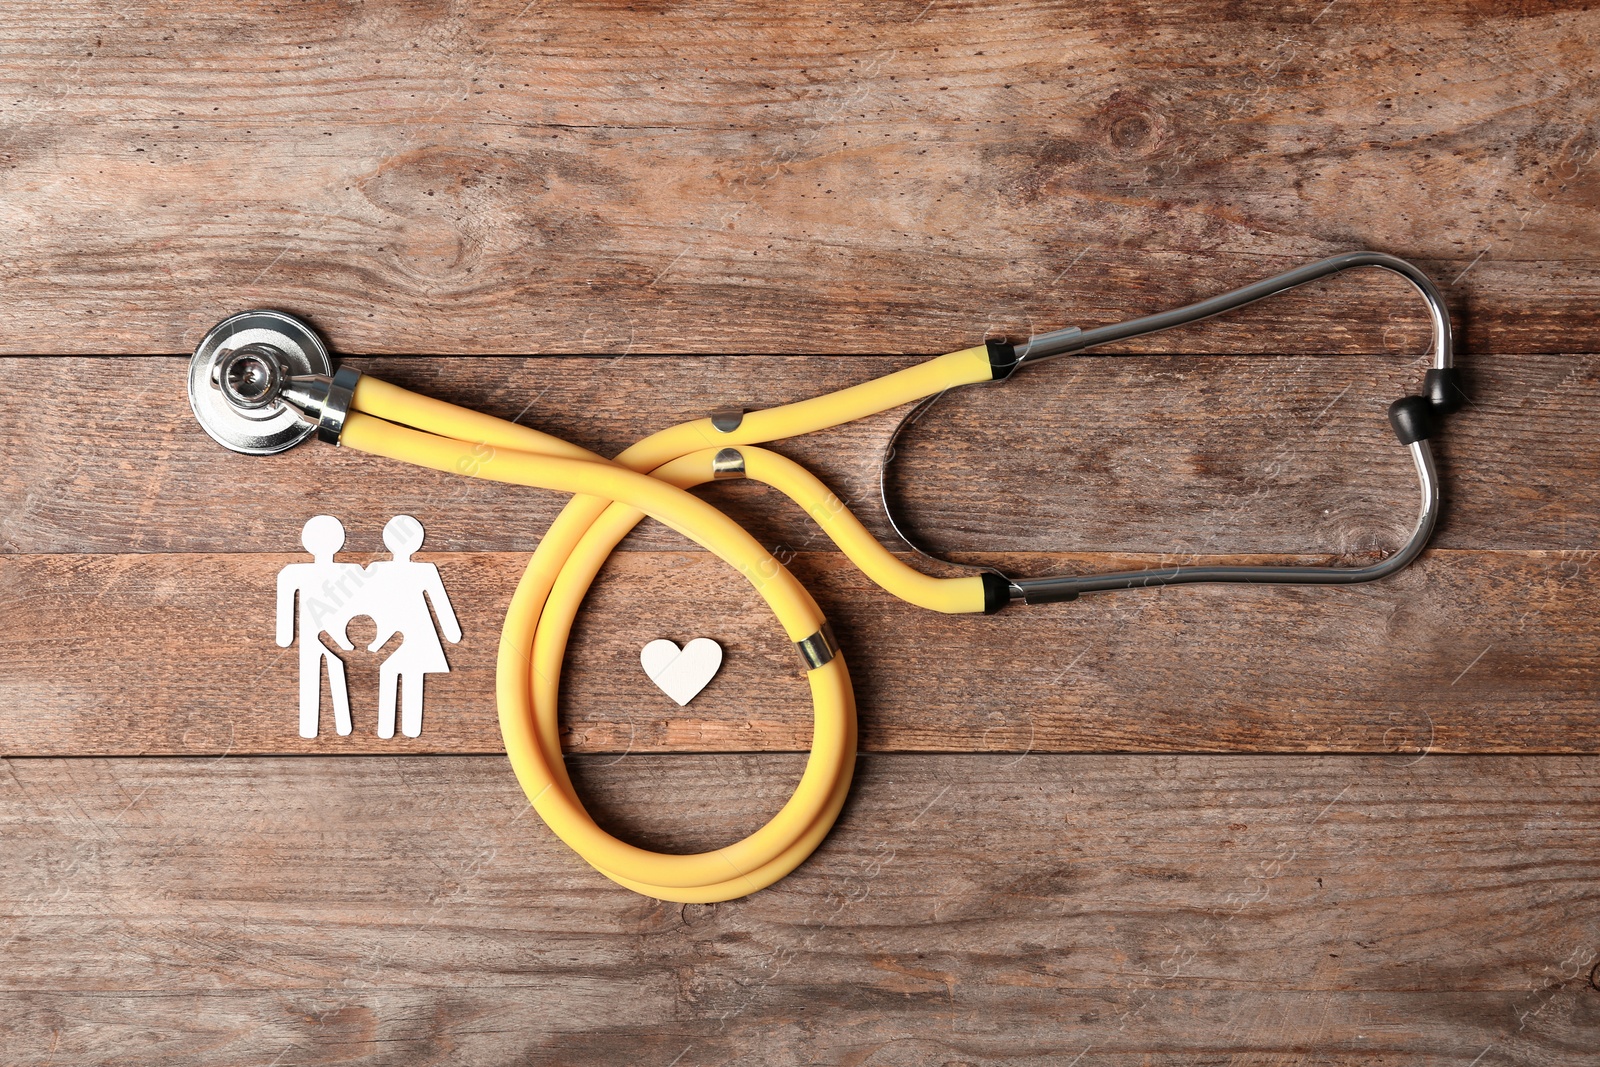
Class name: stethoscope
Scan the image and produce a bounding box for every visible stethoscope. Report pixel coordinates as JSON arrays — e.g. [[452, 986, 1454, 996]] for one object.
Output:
[[187, 250, 1462, 902]]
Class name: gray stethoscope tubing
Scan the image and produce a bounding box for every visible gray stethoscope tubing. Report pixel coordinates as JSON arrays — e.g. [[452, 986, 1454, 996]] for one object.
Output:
[[880, 251, 1463, 605]]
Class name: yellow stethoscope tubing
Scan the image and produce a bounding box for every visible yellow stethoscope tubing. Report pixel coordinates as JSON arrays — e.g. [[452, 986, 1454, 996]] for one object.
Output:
[[341, 409, 853, 896], [528, 457, 861, 900], [339, 343, 997, 900]]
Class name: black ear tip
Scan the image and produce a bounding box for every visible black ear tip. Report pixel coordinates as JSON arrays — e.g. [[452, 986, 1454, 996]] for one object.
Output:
[[1388, 395, 1436, 444], [1424, 367, 1466, 415]]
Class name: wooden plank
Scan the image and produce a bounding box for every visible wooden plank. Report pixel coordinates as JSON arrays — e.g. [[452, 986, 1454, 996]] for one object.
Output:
[[5, 547, 1596, 756], [3, 350, 1594, 556], [0, 753, 1594, 1065], [0, 3, 1594, 355]]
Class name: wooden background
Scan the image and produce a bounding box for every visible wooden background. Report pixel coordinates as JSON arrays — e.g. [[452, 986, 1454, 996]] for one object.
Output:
[[2, 2, 1597, 1063]]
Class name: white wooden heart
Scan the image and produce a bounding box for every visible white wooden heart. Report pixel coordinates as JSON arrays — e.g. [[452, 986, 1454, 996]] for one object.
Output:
[[640, 638, 723, 707]]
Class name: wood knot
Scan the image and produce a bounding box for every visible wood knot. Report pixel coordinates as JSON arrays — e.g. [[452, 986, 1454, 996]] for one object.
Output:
[[1092, 92, 1169, 161]]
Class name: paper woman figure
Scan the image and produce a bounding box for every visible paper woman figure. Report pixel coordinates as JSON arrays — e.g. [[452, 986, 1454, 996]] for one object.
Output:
[[358, 515, 462, 738]]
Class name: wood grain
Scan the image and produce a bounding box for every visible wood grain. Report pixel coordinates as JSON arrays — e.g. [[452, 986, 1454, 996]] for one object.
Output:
[[4, 546, 1596, 756], [2, 350, 1595, 556], [5, 351, 1594, 757], [1, 753, 1595, 1065], [3, 4, 1597, 1061], [0, 3, 1594, 355]]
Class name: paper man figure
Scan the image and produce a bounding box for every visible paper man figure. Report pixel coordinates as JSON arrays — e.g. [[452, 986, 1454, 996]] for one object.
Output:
[[275, 515, 365, 738], [328, 515, 462, 739]]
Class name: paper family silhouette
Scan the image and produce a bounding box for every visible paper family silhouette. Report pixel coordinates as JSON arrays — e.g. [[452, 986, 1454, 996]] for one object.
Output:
[[276, 514, 460, 739]]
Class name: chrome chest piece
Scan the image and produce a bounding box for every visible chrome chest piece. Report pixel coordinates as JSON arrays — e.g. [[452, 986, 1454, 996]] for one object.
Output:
[[188, 309, 357, 454]]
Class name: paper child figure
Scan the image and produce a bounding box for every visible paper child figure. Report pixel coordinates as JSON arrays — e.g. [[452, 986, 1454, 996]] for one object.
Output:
[[329, 515, 462, 739], [275, 515, 365, 738]]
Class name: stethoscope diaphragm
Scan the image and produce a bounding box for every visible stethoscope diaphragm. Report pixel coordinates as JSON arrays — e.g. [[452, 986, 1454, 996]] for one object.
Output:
[[187, 309, 332, 456]]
